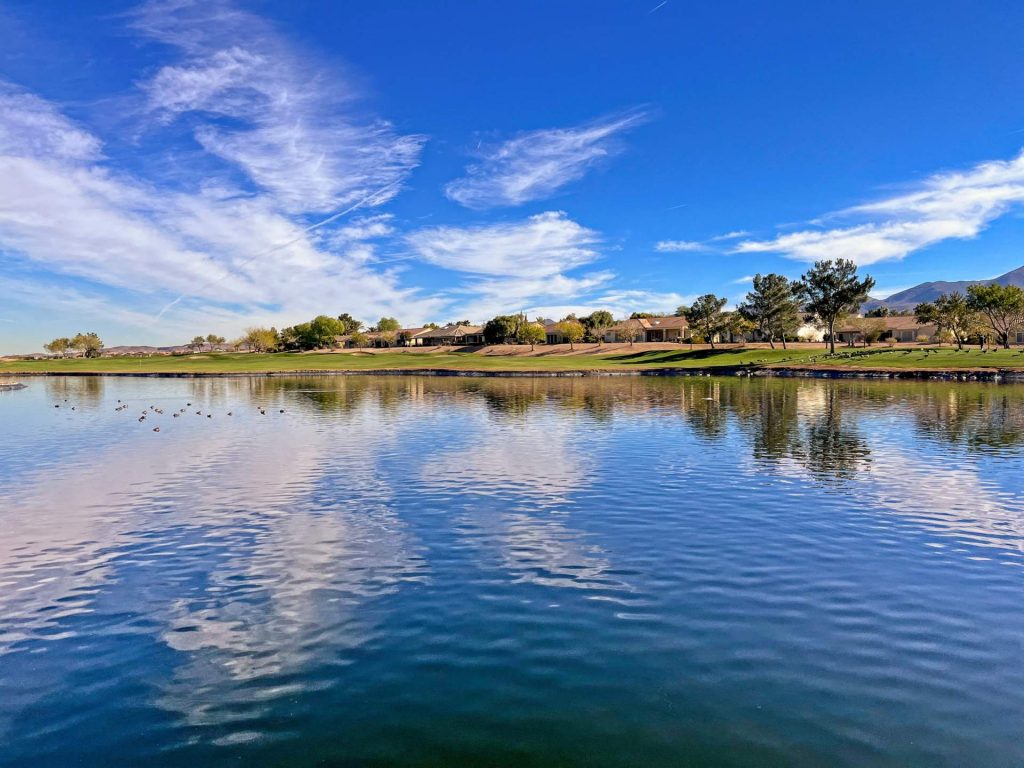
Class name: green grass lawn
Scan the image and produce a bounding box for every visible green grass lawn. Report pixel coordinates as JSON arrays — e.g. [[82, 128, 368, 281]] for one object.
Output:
[[798, 346, 1024, 369], [3, 346, 1023, 374]]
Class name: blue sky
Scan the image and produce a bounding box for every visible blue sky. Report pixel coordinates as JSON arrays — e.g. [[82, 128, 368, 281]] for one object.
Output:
[[3, 0, 1024, 351]]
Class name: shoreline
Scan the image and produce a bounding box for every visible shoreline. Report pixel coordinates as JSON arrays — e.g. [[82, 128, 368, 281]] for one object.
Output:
[[4, 366, 1024, 382]]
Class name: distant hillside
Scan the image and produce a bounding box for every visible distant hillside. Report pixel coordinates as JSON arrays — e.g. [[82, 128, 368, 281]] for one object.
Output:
[[863, 265, 1024, 312]]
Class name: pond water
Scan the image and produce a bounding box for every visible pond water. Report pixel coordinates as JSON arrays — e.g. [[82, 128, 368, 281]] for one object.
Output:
[[1, 375, 1023, 767]]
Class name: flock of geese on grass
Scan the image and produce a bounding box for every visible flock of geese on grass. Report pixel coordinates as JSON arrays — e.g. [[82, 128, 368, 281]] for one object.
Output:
[[55, 398, 285, 432]]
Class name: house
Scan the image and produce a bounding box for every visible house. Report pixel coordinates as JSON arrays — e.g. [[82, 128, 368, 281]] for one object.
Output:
[[544, 321, 568, 344], [396, 328, 429, 346], [636, 316, 689, 342], [414, 324, 485, 346], [603, 319, 646, 343], [834, 316, 938, 344]]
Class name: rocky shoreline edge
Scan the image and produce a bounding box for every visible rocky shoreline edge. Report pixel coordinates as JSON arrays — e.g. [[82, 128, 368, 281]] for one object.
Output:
[[4, 367, 1024, 383]]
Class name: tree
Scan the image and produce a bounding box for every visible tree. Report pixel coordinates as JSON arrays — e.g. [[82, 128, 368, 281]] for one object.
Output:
[[584, 310, 614, 344], [966, 283, 1024, 349], [793, 259, 876, 354], [724, 312, 756, 344], [205, 334, 225, 350], [243, 327, 279, 353], [44, 337, 71, 357], [865, 306, 891, 318], [190, 335, 206, 353], [617, 321, 642, 346], [556, 318, 585, 350], [847, 317, 887, 346], [683, 294, 728, 349], [483, 314, 524, 344], [70, 332, 103, 358], [303, 315, 347, 348], [517, 321, 546, 350], [738, 273, 802, 349], [374, 317, 400, 333], [336, 313, 362, 335], [630, 311, 656, 319], [348, 330, 369, 348], [915, 292, 978, 350]]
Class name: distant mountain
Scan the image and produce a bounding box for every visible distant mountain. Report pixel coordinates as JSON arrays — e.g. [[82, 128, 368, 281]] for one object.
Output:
[[863, 265, 1024, 312]]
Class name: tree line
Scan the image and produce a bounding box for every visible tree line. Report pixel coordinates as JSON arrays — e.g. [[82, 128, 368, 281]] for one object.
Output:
[[915, 284, 1024, 349], [43, 332, 104, 358], [44, 259, 1024, 358]]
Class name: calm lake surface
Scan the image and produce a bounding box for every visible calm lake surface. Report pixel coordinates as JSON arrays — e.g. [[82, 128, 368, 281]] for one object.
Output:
[[1, 375, 1023, 767]]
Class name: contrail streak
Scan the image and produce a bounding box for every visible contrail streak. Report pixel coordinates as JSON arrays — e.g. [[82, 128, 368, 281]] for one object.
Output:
[[155, 181, 400, 320]]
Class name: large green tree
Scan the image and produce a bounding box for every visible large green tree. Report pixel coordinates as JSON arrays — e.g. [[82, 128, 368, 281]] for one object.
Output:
[[517, 321, 546, 350], [70, 332, 104, 358], [683, 294, 728, 349], [336, 313, 363, 335], [483, 314, 524, 344], [44, 337, 72, 357], [244, 327, 279, 353], [374, 317, 401, 333], [583, 310, 615, 344], [915, 292, 979, 350], [966, 283, 1024, 348], [556, 318, 585, 350], [793, 259, 875, 354], [738, 273, 802, 349]]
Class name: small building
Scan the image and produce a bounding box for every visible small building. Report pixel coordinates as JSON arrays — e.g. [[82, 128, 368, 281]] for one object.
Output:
[[637, 316, 689, 342], [415, 324, 484, 346], [544, 321, 567, 345], [603, 319, 646, 343], [834, 316, 938, 344]]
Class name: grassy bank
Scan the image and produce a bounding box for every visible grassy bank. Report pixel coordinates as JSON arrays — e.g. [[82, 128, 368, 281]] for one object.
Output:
[[3, 345, 1024, 375]]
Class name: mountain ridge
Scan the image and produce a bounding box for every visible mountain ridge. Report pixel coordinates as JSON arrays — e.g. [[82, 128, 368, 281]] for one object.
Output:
[[863, 265, 1024, 311]]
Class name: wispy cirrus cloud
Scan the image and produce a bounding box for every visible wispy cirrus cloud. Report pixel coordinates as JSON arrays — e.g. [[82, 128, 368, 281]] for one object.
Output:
[[0, 68, 440, 345], [404, 211, 611, 321], [654, 239, 709, 253], [406, 211, 601, 278], [0, 0, 454, 349], [735, 151, 1024, 265], [131, 0, 425, 214], [443, 110, 648, 209]]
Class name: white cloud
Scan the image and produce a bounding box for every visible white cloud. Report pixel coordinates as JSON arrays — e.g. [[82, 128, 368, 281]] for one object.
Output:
[[452, 271, 616, 323], [731, 275, 754, 284], [591, 289, 695, 316], [0, 81, 444, 346], [710, 230, 750, 241], [654, 239, 709, 252], [132, 0, 425, 214], [406, 211, 601, 278], [0, 82, 102, 162], [444, 111, 647, 209], [735, 150, 1024, 265]]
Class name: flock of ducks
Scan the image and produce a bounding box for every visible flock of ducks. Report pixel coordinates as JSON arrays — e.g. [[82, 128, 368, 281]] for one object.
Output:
[[56, 398, 285, 432]]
